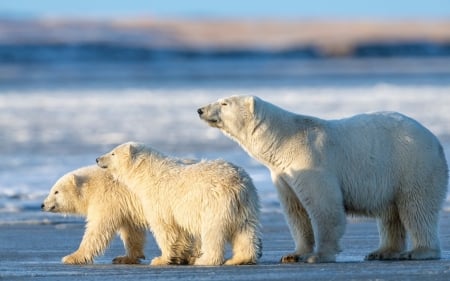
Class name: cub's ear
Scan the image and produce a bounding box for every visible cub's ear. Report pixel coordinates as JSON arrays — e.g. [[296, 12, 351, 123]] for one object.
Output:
[[128, 142, 143, 158], [245, 95, 256, 114], [128, 142, 137, 156], [71, 174, 86, 189]]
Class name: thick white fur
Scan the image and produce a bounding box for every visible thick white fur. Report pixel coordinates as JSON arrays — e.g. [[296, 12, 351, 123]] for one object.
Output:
[[42, 165, 147, 264], [96, 143, 262, 266], [198, 95, 448, 263]]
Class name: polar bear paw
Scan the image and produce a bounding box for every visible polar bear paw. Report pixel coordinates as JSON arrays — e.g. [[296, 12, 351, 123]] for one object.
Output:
[[366, 247, 440, 260], [112, 255, 144, 264], [303, 253, 336, 263], [280, 253, 301, 263], [62, 253, 93, 265], [150, 256, 170, 266], [280, 252, 336, 264], [224, 255, 257, 265], [194, 255, 224, 266], [365, 249, 402, 260], [399, 248, 440, 260]]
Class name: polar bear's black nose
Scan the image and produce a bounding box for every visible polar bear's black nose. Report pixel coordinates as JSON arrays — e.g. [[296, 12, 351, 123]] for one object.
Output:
[[197, 108, 203, 115], [41, 203, 45, 209], [96, 158, 99, 163]]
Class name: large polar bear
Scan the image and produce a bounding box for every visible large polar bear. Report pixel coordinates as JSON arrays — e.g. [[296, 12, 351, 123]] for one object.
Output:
[[197, 95, 448, 263], [42, 165, 147, 264], [96, 142, 262, 266]]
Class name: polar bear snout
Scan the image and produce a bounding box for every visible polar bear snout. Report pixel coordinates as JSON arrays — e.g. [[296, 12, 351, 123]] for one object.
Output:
[[41, 202, 56, 212], [96, 157, 108, 169], [197, 105, 221, 127], [198, 107, 216, 122]]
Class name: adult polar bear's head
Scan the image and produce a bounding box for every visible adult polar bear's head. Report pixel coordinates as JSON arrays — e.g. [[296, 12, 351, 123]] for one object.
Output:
[[197, 95, 259, 141]]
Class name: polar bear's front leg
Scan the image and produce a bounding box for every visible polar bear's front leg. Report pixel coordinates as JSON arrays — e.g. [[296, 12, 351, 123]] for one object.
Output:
[[63, 219, 116, 264], [279, 172, 346, 263], [292, 172, 346, 263], [150, 235, 173, 265], [272, 174, 314, 262]]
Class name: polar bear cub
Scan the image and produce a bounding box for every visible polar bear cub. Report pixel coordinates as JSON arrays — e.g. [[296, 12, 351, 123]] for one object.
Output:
[[96, 142, 262, 266], [42, 165, 147, 264], [198, 95, 448, 263]]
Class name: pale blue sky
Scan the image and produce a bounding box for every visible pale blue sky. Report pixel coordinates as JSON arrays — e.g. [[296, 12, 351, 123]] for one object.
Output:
[[0, 0, 449, 19]]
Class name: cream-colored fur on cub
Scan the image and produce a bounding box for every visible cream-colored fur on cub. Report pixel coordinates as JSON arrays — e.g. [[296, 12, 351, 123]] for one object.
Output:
[[198, 95, 448, 263], [42, 165, 147, 264], [96, 142, 262, 266]]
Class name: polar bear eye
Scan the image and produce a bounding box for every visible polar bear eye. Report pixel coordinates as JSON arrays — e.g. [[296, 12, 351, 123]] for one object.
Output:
[[54, 191, 59, 195], [111, 152, 115, 156], [221, 102, 228, 106]]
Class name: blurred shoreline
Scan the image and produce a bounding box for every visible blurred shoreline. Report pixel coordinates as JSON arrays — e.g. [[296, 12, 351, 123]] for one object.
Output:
[[1, 18, 450, 57], [1, 18, 450, 90]]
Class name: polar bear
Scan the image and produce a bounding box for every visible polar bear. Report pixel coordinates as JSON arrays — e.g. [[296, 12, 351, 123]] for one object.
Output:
[[41, 165, 147, 264], [198, 95, 448, 263], [96, 142, 262, 266]]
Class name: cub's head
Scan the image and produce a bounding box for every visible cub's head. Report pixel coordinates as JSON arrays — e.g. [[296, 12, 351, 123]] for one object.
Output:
[[41, 171, 86, 214], [197, 95, 257, 137], [96, 142, 146, 177]]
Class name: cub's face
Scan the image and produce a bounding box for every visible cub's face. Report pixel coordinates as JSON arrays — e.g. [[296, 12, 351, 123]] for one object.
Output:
[[41, 174, 82, 214], [197, 95, 255, 136], [96, 142, 139, 177]]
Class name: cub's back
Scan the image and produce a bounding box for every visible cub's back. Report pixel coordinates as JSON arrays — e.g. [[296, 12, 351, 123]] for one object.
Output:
[[80, 166, 146, 221], [179, 159, 256, 195]]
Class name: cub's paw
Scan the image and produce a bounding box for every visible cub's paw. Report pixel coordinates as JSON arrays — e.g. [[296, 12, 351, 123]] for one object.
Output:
[[62, 253, 92, 265], [224, 257, 256, 265], [150, 256, 170, 266], [112, 255, 143, 264], [194, 256, 223, 266]]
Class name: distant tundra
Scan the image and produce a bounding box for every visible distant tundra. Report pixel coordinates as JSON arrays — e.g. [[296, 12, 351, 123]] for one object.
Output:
[[198, 95, 448, 263]]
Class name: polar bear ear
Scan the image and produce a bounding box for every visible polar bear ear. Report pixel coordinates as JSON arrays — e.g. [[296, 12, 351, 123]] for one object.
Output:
[[128, 142, 144, 161], [245, 95, 256, 114], [128, 142, 137, 156], [70, 174, 79, 187], [71, 174, 86, 189]]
